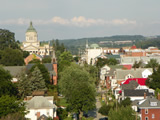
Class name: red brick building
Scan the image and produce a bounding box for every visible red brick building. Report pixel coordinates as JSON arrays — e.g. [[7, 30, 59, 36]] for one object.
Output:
[[138, 95, 160, 120]]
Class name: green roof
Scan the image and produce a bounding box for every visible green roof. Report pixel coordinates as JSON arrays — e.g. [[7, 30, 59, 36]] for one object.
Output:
[[26, 21, 37, 33], [105, 54, 120, 59], [90, 44, 99, 48]]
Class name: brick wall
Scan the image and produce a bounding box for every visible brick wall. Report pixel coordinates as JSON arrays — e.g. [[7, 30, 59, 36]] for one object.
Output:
[[53, 63, 57, 85], [141, 109, 160, 120]]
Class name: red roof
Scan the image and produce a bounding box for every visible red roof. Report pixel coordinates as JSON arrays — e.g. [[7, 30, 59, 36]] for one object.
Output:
[[123, 65, 132, 70], [122, 78, 147, 85], [131, 45, 137, 49]]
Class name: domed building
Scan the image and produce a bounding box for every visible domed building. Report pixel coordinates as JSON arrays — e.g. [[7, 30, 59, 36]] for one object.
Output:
[[21, 22, 53, 56], [85, 43, 102, 65]]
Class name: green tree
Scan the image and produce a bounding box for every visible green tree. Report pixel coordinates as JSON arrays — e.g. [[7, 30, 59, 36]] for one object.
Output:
[[18, 71, 31, 98], [57, 108, 68, 120], [42, 56, 52, 63], [0, 29, 19, 50], [98, 104, 111, 116], [22, 51, 30, 58], [29, 67, 46, 92], [108, 106, 137, 120], [146, 66, 160, 89], [0, 95, 26, 118], [0, 48, 24, 66], [0, 112, 26, 120], [0, 66, 18, 97], [29, 59, 41, 64], [58, 51, 73, 72], [145, 59, 159, 70], [107, 58, 118, 65], [29, 63, 50, 87], [59, 63, 96, 120], [120, 97, 131, 107]]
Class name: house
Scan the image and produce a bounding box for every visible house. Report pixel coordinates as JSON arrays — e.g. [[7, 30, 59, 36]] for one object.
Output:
[[3, 66, 26, 83], [24, 54, 43, 65], [122, 89, 153, 101], [25, 96, 57, 120], [138, 95, 160, 120]]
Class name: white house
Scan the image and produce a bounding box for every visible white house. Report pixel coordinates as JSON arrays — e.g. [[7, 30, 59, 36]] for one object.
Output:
[[25, 96, 57, 120]]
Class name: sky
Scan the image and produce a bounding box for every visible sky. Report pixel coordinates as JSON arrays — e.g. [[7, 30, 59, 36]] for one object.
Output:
[[0, 0, 160, 41]]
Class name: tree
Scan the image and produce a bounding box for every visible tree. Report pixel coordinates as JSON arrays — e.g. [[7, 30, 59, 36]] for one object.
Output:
[[22, 51, 30, 58], [120, 97, 131, 107], [59, 63, 96, 119], [29, 59, 40, 64], [146, 66, 160, 89], [0, 95, 26, 118], [145, 59, 159, 69], [58, 51, 73, 72], [0, 29, 19, 50], [108, 106, 137, 120], [107, 58, 118, 65], [0, 112, 26, 120], [29, 67, 46, 92], [42, 56, 52, 63], [98, 104, 111, 116], [0, 48, 24, 66], [57, 108, 68, 120], [18, 71, 31, 98], [0, 66, 18, 97], [29, 63, 50, 87]]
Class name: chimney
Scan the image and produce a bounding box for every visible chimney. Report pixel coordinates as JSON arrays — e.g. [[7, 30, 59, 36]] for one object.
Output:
[[36, 112, 40, 119], [158, 93, 160, 101], [144, 92, 146, 99], [136, 79, 138, 83]]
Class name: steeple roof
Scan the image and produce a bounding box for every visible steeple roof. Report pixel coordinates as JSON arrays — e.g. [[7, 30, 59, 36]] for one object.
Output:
[[26, 21, 37, 33]]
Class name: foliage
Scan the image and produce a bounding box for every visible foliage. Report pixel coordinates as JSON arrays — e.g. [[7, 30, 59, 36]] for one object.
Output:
[[98, 104, 111, 116], [22, 51, 30, 58], [0, 95, 26, 118], [0, 112, 26, 120], [59, 63, 96, 119], [146, 66, 160, 89], [120, 97, 132, 107], [42, 56, 52, 63], [0, 66, 18, 97], [0, 48, 24, 66], [29, 59, 40, 64], [155, 88, 160, 99], [29, 67, 46, 91], [18, 67, 46, 98], [108, 106, 136, 120], [29, 63, 50, 87], [0, 29, 19, 50], [57, 108, 68, 120], [58, 51, 73, 72], [18, 70, 31, 98], [132, 60, 143, 68], [96, 58, 117, 68], [145, 59, 159, 69]]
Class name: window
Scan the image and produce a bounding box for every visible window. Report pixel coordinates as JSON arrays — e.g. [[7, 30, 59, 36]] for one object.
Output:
[[150, 102, 157, 106], [145, 117, 148, 120], [145, 109, 148, 114], [152, 114, 155, 119]]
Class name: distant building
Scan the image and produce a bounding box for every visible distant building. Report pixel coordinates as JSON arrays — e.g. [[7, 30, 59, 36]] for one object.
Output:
[[21, 22, 53, 56], [85, 43, 102, 65]]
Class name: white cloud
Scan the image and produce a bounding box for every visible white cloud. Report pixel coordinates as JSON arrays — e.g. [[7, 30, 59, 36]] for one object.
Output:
[[0, 17, 136, 27]]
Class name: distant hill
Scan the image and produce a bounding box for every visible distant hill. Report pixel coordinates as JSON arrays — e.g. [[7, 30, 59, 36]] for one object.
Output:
[[56, 35, 145, 55]]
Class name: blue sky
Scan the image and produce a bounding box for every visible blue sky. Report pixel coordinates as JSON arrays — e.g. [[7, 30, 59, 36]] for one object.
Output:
[[0, 0, 160, 41]]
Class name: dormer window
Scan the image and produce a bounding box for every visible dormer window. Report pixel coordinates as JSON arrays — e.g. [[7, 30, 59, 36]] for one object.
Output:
[[150, 102, 157, 106]]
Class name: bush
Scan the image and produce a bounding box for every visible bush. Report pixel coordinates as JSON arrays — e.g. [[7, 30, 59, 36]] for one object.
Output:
[[98, 104, 111, 116]]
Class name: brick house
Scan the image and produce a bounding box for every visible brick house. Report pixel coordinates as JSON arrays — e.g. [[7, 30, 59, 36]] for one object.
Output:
[[138, 95, 160, 120], [24, 54, 43, 65]]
